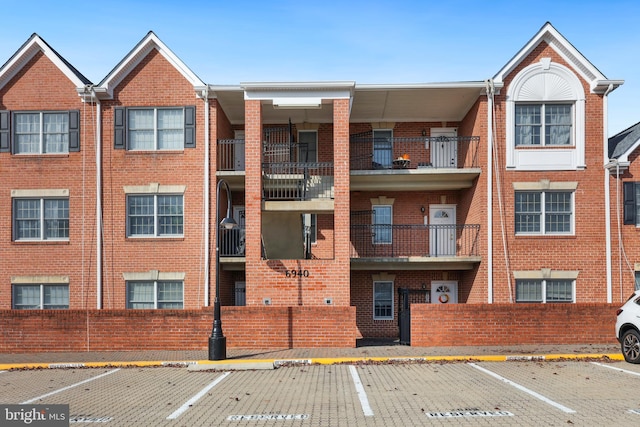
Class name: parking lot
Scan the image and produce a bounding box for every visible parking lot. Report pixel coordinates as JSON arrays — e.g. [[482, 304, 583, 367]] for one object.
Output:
[[2, 358, 640, 426]]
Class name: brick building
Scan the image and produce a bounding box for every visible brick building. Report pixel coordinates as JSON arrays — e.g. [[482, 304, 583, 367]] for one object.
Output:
[[0, 23, 630, 351]]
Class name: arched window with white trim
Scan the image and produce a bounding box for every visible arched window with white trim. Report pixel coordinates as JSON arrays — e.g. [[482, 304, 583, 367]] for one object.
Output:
[[505, 59, 585, 170]]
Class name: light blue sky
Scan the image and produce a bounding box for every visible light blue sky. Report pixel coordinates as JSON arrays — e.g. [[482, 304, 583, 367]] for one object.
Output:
[[0, 1, 637, 136]]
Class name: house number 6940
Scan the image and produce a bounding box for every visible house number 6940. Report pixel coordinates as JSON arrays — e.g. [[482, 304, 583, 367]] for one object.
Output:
[[285, 269, 310, 278]]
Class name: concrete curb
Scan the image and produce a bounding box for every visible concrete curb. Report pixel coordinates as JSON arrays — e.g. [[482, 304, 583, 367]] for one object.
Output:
[[0, 353, 625, 371]]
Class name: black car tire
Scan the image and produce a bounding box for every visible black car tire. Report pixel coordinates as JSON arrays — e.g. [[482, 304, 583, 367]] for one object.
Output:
[[621, 329, 640, 363]]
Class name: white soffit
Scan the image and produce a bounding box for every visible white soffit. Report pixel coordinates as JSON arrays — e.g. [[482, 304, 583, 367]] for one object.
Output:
[[351, 83, 486, 123]]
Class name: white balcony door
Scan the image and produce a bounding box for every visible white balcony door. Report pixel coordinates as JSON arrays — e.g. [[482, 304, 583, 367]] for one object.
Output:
[[429, 204, 456, 256], [431, 127, 457, 168]]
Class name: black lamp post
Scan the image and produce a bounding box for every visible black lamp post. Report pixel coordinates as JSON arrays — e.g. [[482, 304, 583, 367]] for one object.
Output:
[[209, 179, 237, 360]]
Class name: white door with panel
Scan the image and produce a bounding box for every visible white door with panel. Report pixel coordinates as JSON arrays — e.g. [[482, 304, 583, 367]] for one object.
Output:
[[431, 281, 458, 304], [429, 205, 456, 257], [431, 127, 457, 168]]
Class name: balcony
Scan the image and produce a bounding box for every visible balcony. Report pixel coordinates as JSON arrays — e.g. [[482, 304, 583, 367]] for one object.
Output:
[[350, 224, 481, 270], [262, 162, 334, 212], [350, 134, 481, 191], [216, 138, 245, 190]]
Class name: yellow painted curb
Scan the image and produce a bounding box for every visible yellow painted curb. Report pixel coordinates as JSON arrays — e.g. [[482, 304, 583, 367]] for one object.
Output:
[[0, 353, 625, 371]]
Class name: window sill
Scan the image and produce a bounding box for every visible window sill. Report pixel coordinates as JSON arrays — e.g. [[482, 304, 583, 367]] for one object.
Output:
[[515, 234, 575, 238], [124, 150, 185, 155], [126, 236, 185, 241], [13, 240, 70, 245], [11, 153, 70, 159]]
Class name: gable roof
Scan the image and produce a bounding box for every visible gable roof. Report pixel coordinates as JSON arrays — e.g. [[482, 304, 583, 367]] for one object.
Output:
[[609, 121, 640, 160], [0, 33, 91, 91], [94, 31, 204, 99], [493, 22, 623, 94]]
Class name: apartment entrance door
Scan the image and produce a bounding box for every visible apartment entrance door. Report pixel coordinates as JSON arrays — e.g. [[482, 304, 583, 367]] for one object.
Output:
[[431, 127, 457, 168], [429, 205, 456, 257]]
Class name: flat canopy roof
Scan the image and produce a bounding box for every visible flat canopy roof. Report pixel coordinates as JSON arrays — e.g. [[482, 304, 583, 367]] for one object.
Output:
[[209, 81, 489, 125]]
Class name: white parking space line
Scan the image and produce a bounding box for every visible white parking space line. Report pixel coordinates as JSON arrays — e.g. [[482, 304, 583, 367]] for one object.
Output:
[[348, 365, 374, 417], [468, 363, 576, 414], [166, 372, 231, 420], [20, 368, 120, 404], [591, 362, 640, 377]]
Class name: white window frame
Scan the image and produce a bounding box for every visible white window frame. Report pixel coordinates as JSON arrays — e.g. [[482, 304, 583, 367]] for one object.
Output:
[[373, 129, 393, 169], [13, 197, 69, 241], [126, 193, 184, 238], [372, 204, 393, 244], [505, 59, 585, 170], [14, 111, 70, 154], [515, 103, 573, 147], [12, 283, 70, 309], [515, 278, 575, 303], [126, 280, 184, 309], [373, 281, 394, 320], [514, 190, 574, 235], [127, 107, 184, 151]]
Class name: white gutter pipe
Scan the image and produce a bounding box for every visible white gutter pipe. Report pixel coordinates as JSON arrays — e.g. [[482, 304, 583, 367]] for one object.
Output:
[[94, 91, 102, 309], [203, 89, 211, 307], [486, 80, 494, 303], [603, 83, 614, 303]]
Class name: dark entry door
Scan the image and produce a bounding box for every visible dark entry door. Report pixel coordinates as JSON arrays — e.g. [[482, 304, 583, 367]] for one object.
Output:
[[398, 288, 430, 345]]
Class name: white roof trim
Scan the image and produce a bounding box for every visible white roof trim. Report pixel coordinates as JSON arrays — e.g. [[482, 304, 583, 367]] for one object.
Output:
[[243, 83, 354, 103], [493, 22, 613, 93], [0, 34, 88, 91], [614, 137, 640, 164], [97, 32, 204, 98]]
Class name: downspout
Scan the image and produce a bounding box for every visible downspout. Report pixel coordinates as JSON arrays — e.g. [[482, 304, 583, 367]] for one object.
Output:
[[203, 89, 211, 307], [486, 79, 494, 303], [94, 89, 102, 309], [603, 83, 614, 303]]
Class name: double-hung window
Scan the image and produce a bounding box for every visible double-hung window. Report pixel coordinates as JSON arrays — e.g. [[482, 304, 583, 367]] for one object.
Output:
[[14, 197, 69, 241], [373, 129, 393, 168], [515, 191, 573, 235], [114, 106, 195, 150], [126, 280, 184, 309], [515, 279, 574, 303], [515, 104, 572, 146], [13, 284, 69, 309], [373, 281, 393, 319], [0, 110, 80, 154], [372, 205, 392, 244], [127, 194, 183, 237]]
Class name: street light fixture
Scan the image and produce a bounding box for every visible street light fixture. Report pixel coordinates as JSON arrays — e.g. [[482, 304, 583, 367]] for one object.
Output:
[[209, 179, 237, 360]]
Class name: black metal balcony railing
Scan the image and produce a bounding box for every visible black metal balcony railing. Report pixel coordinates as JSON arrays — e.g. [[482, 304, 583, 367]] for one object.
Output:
[[263, 162, 334, 201], [350, 224, 480, 258], [219, 225, 246, 257], [349, 134, 480, 171], [217, 139, 245, 171]]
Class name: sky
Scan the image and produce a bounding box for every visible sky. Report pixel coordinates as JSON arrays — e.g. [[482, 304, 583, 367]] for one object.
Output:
[[0, 0, 637, 136]]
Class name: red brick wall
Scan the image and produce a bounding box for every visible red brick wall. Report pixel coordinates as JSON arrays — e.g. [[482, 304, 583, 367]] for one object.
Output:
[[0, 306, 356, 352], [490, 41, 609, 303], [0, 51, 98, 309], [610, 154, 640, 304], [411, 303, 618, 346], [100, 49, 207, 309]]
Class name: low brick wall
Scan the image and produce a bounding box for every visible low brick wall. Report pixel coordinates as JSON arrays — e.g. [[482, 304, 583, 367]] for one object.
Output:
[[410, 303, 619, 346], [0, 306, 357, 353]]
